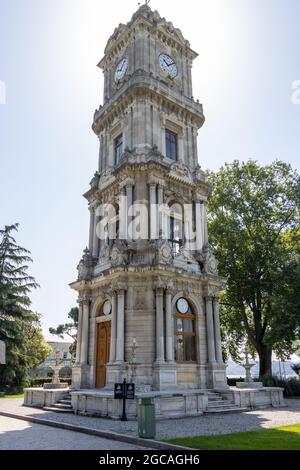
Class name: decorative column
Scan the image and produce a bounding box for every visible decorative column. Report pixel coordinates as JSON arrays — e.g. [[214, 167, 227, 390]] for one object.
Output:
[[165, 289, 174, 362], [119, 187, 126, 240], [80, 299, 90, 365], [88, 206, 95, 253], [205, 297, 216, 363], [149, 183, 157, 239], [126, 183, 133, 241], [157, 184, 164, 238], [213, 297, 223, 364], [75, 301, 83, 364], [155, 288, 165, 363], [178, 129, 184, 162], [195, 200, 203, 251], [98, 133, 103, 173], [115, 289, 125, 363], [184, 203, 193, 251], [109, 292, 117, 363], [92, 204, 101, 258], [203, 202, 208, 247]]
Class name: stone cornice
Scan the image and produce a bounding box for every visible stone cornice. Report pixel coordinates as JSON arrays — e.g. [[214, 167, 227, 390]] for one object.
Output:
[[92, 73, 204, 135], [83, 158, 211, 204], [70, 266, 224, 295]]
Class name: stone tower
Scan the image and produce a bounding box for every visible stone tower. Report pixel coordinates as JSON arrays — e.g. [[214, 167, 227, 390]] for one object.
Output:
[[71, 4, 227, 393]]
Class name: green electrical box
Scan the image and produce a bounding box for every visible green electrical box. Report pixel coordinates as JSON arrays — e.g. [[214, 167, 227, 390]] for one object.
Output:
[[138, 397, 156, 439]]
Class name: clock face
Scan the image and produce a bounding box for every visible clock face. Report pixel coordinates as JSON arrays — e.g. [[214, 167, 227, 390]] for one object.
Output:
[[103, 300, 112, 316], [114, 57, 128, 82], [176, 298, 189, 314], [159, 53, 178, 78]]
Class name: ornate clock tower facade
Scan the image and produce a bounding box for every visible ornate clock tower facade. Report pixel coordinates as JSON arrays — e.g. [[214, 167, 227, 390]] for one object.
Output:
[[71, 4, 228, 394]]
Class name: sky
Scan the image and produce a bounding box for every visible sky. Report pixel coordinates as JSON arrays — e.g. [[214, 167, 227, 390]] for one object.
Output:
[[0, 0, 299, 339]]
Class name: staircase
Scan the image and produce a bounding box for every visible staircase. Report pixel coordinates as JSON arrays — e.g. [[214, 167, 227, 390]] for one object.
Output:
[[43, 392, 73, 414], [205, 391, 248, 414]]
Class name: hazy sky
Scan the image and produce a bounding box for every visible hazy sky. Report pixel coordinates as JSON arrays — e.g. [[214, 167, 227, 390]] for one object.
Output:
[[0, 0, 299, 339]]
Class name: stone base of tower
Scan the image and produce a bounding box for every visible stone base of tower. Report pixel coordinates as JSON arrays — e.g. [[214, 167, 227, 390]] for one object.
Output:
[[152, 363, 177, 390], [205, 363, 228, 389], [69, 386, 285, 420], [71, 364, 91, 390]]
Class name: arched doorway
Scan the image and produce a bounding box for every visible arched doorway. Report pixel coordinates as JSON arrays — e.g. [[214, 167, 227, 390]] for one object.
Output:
[[95, 300, 112, 388]]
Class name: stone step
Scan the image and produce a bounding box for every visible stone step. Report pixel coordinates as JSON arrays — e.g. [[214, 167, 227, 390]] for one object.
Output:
[[58, 399, 72, 405], [207, 401, 234, 406], [205, 407, 248, 414], [51, 403, 73, 410], [207, 404, 236, 409], [43, 406, 74, 413]]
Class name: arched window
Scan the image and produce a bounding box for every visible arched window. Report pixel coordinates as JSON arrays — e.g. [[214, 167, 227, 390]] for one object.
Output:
[[174, 298, 196, 362], [168, 203, 183, 255]]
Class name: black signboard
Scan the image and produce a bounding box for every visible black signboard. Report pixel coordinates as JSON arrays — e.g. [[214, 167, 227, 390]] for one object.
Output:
[[125, 383, 135, 400], [114, 379, 135, 420], [114, 383, 124, 399]]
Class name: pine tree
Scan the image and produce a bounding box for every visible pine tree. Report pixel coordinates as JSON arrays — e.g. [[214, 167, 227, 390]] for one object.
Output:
[[0, 224, 49, 389]]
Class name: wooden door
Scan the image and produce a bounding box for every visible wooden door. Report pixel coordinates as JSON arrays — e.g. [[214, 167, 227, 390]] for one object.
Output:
[[96, 321, 111, 388]]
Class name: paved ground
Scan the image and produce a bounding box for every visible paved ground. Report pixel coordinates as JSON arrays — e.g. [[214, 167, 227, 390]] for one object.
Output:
[[0, 398, 300, 441], [0, 414, 145, 450]]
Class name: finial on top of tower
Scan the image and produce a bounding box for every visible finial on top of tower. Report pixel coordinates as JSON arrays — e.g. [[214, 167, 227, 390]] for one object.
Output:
[[138, 0, 150, 7]]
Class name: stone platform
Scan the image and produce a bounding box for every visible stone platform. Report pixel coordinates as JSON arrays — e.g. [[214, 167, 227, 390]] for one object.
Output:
[[24, 387, 70, 408], [23, 386, 285, 419]]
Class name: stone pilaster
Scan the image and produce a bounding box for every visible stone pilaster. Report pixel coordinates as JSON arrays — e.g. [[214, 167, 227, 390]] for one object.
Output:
[[109, 292, 117, 363], [149, 182, 157, 239], [157, 184, 164, 238], [195, 200, 203, 251], [126, 182, 134, 241], [155, 287, 165, 363], [92, 204, 101, 258], [205, 296, 216, 364], [213, 297, 223, 364], [115, 289, 125, 363], [80, 299, 90, 365], [88, 206, 95, 254], [75, 301, 83, 364], [119, 187, 127, 240], [165, 289, 174, 363], [203, 202, 208, 247]]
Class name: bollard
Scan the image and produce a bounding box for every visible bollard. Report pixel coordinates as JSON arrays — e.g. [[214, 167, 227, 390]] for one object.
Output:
[[138, 397, 156, 439]]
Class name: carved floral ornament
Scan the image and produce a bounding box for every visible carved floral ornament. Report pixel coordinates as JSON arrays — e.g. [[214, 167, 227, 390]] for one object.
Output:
[[170, 161, 192, 180]]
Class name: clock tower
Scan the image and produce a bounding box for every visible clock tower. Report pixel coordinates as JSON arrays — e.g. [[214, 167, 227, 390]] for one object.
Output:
[[71, 3, 228, 401]]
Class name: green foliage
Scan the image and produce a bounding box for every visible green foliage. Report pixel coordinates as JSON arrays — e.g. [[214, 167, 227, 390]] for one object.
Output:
[[49, 307, 78, 354], [207, 160, 300, 376], [166, 424, 300, 450], [0, 224, 50, 388], [262, 376, 300, 397], [291, 363, 300, 376]]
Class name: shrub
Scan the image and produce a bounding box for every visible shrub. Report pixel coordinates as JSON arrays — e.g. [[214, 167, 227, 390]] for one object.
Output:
[[262, 376, 300, 397]]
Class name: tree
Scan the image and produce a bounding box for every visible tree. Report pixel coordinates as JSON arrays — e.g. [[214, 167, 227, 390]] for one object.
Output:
[[49, 307, 78, 355], [0, 224, 50, 388], [207, 160, 300, 378], [291, 363, 300, 378]]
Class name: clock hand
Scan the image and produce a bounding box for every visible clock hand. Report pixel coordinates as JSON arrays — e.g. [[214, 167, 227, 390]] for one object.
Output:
[[163, 58, 175, 67]]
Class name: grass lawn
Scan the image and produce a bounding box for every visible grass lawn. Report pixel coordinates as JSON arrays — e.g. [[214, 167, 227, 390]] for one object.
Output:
[[0, 393, 24, 398], [166, 424, 300, 450]]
